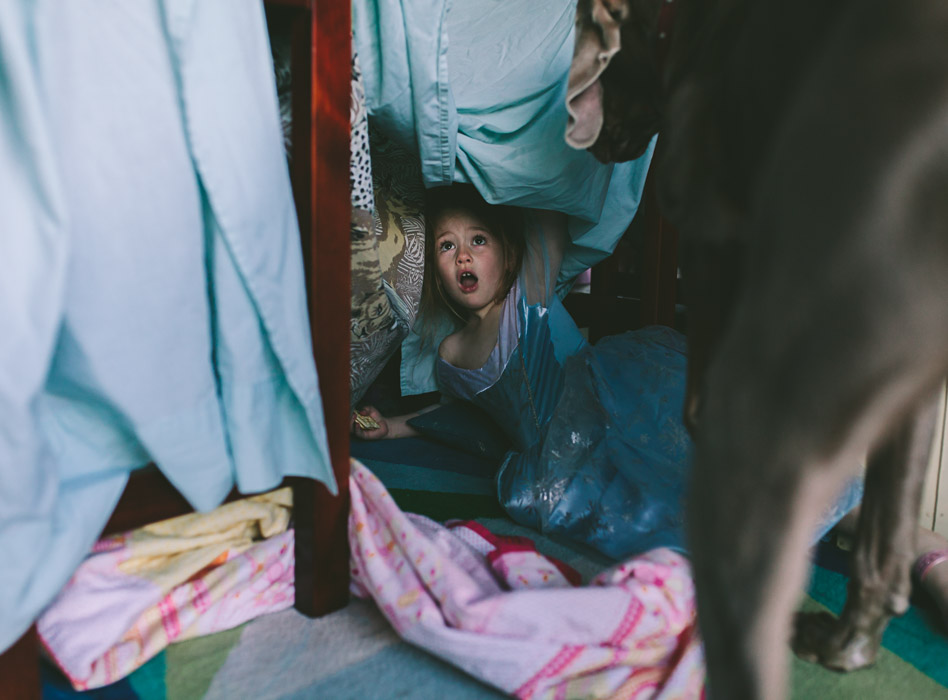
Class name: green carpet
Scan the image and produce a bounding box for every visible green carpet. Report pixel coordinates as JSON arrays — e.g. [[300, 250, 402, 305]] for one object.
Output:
[[793, 565, 948, 698], [790, 596, 948, 699]]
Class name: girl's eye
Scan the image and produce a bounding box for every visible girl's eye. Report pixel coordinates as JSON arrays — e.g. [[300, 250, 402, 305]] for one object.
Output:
[[439, 240, 454, 252], [472, 235, 487, 246]]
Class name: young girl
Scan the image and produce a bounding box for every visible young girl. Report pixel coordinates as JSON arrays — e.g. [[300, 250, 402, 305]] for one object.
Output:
[[352, 184, 948, 616], [353, 183, 697, 558]]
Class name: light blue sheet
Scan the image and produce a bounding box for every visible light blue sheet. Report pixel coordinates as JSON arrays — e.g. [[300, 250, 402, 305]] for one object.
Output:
[[352, 0, 655, 395], [0, 0, 334, 652]]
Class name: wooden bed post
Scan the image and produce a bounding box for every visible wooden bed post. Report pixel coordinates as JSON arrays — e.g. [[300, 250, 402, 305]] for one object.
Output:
[[1, 626, 40, 700], [638, 154, 680, 328], [288, 0, 353, 617]]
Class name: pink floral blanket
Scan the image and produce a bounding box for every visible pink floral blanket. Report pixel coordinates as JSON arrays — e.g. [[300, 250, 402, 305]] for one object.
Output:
[[38, 491, 295, 690], [348, 461, 706, 699]]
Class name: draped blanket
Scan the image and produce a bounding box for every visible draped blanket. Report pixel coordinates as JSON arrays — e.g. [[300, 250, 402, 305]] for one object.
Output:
[[0, 0, 332, 652], [351, 0, 658, 396]]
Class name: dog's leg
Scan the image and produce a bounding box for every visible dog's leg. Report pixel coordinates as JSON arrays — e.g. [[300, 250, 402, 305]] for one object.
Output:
[[686, 235, 948, 699], [793, 393, 939, 670], [678, 236, 743, 433], [688, 355, 863, 699]]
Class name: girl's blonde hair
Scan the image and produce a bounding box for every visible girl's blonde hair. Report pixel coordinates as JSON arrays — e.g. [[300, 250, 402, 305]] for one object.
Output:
[[417, 184, 525, 341]]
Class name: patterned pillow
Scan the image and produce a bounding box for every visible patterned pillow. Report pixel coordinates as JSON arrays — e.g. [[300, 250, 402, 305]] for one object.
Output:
[[349, 64, 426, 404], [371, 131, 425, 326], [350, 54, 397, 404]]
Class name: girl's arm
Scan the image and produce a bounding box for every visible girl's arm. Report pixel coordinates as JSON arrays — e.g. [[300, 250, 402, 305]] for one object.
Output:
[[350, 403, 440, 440], [521, 209, 569, 306]]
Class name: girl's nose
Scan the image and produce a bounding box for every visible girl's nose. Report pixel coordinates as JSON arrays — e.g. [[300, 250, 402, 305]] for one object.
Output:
[[456, 246, 472, 263]]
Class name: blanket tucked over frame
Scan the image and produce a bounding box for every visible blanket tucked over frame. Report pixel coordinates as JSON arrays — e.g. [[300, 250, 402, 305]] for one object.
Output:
[[38, 491, 295, 691]]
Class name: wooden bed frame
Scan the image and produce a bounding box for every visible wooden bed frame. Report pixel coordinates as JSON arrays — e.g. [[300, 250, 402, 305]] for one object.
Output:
[[1, 1, 352, 697], [564, 161, 681, 340]]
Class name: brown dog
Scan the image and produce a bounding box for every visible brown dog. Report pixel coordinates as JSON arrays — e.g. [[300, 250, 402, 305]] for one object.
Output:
[[566, 0, 948, 697]]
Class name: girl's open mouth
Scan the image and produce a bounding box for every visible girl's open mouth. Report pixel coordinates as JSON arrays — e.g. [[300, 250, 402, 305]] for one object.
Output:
[[459, 270, 478, 293]]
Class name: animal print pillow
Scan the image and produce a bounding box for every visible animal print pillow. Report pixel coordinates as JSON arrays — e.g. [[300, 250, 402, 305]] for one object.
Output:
[[371, 131, 425, 327]]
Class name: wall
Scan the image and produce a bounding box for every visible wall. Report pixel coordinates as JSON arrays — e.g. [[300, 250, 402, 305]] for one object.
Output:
[[920, 383, 948, 537]]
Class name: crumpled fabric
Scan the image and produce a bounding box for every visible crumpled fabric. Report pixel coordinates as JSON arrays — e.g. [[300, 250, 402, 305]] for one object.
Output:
[[348, 460, 706, 699], [497, 325, 694, 559], [38, 490, 295, 690], [437, 256, 863, 561]]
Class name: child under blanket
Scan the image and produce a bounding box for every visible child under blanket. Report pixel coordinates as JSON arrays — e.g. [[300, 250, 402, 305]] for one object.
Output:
[[351, 184, 864, 559]]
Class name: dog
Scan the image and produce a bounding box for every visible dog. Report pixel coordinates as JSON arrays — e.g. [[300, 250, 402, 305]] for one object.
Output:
[[566, 0, 948, 697]]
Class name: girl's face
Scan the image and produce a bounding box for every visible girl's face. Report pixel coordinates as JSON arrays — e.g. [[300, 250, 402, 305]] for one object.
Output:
[[432, 209, 508, 317]]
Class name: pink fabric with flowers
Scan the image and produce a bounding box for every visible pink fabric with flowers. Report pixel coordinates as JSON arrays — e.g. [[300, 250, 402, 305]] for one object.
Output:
[[38, 522, 294, 690], [348, 460, 706, 699]]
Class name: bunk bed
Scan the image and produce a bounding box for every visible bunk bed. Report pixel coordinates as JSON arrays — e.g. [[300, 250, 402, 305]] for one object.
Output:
[[0, 1, 352, 697]]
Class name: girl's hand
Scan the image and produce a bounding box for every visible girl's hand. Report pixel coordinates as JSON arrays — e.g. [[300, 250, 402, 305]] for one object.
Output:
[[351, 406, 389, 440]]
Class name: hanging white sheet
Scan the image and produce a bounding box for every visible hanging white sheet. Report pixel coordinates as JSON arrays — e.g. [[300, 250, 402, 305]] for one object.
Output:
[[352, 0, 656, 394], [0, 0, 334, 652]]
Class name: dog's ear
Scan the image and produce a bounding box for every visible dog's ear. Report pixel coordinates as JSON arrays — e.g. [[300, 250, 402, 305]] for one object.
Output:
[[565, 0, 626, 149]]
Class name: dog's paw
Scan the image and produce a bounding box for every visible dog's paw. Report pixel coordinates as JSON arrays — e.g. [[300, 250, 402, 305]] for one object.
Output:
[[792, 611, 880, 672]]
